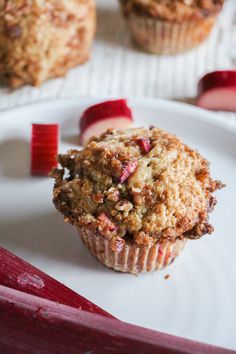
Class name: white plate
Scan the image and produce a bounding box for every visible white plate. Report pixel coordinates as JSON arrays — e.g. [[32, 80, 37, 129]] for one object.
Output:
[[0, 97, 236, 351]]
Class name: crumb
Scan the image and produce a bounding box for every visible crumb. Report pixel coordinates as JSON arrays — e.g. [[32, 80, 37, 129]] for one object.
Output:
[[164, 274, 170, 280]]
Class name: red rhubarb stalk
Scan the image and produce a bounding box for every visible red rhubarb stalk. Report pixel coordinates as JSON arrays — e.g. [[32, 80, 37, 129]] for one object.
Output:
[[0, 247, 114, 319], [97, 213, 117, 231], [197, 71, 236, 111], [136, 138, 151, 153], [0, 285, 233, 354], [120, 160, 138, 183], [31, 123, 59, 176], [79, 99, 133, 146]]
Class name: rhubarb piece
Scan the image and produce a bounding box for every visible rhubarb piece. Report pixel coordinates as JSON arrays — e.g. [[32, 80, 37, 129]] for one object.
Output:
[[0, 285, 233, 354], [110, 237, 125, 253], [80, 99, 133, 146], [197, 71, 236, 111], [0, 247, 114, 319], [136, 138, 151, 153], [31, 123, 59, 176], [97, 213, 117, 232], [120, 160, 138, 183]]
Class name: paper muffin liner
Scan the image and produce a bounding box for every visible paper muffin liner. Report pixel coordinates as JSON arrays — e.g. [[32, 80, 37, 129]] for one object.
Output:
[[79, 228, 187, 274], [123, 13, 217, 55]]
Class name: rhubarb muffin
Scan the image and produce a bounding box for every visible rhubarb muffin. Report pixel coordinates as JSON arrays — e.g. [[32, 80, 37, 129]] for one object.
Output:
[[0, 0, 96, 88], [119, 0, 224, 54], [52, 127, 224, 274]]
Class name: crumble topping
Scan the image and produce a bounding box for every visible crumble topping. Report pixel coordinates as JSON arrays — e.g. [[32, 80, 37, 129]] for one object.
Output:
[[0, 0, 95, 87], [120, 0, 224, 21], [52, 127, 224, 247]]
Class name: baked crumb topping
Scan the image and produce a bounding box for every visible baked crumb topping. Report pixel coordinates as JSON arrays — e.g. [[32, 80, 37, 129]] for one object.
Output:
[[52, 127, 224, 247], [120, 0, 224, 21], [0, 0, 95, 87]]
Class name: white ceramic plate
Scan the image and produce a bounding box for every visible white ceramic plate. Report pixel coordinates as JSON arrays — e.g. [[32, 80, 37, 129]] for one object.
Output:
[[0, 97, 236, 351]]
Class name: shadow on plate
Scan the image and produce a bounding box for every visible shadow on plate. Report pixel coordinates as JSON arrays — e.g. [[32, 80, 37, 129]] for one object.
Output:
[[62, 134, 81, 147], [0, 74, 11, 90], [0, 138, 30, 179], [174, 97, 197, 106], [1, 211, 105, 272]]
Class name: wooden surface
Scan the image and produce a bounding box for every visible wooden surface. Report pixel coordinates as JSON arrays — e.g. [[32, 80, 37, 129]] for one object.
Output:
[[0, 0, 235, 125]]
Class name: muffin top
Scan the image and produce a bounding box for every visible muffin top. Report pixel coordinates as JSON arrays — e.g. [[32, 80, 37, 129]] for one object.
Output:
[[52, 127, 223, 251], [120, 0, 224, 21]]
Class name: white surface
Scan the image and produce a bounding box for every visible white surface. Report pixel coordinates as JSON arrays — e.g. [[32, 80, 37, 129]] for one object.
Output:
[[0, 0, 236, 126], [0, 97, 236, 350]]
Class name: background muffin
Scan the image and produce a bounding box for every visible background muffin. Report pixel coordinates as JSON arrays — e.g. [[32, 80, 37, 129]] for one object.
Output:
[[0, 0, 96, 88], [119, 0, 224, 55], [52, 127, 224, 274]]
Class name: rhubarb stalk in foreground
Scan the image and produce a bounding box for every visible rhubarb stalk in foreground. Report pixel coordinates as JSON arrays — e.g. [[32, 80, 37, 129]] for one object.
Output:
[[0, 285, 233, 354], [0, 247, 114, 318]]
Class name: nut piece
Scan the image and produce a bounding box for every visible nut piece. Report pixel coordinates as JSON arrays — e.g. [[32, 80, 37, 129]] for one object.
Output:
[[106, 187, 120, 202], [115, 200, 133, 212], [92, 193, 104, 204]]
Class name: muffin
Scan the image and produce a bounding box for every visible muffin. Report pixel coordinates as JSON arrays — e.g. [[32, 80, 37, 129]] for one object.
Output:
[[52, 127, 224, 274], [119, 0, 224, 55], [0, 0, 96, 88]]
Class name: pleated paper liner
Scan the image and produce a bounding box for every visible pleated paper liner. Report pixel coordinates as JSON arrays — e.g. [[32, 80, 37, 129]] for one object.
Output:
[[124, 13, 217, 55], [79, 228, 187, 274]]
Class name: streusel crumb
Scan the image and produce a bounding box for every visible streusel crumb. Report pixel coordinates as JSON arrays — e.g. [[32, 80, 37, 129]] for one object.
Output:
[[52, 127, 224, 247]]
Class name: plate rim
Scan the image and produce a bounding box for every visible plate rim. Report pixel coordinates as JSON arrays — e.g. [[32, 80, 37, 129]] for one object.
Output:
[[0, 96, 235, 136]]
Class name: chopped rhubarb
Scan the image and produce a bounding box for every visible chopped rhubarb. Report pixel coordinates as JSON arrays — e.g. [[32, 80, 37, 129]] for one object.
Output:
[[0, 285, 232, 354], [31, 123, 59, 176], [120, 160, 138, 183], [136, 138, 151, 153], [0, 247, 114, 319], [110, 237, 125, 253], [80, 99, 133, 146], [97, 213, 117, 232], [197, 70, 236, 111]]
